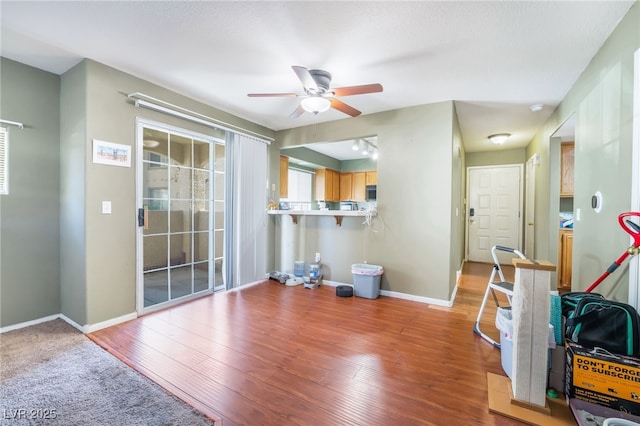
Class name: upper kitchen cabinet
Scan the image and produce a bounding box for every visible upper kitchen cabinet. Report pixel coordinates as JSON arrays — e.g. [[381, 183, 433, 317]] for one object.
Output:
[[560, 142, 574, 197], [315, 168, 340, 202], [280, 136, 378, 204], [352, 172, 367, 201], [365, 171, 377, 185], [340, 173, 353, 201], [280, 155, 289, 198]]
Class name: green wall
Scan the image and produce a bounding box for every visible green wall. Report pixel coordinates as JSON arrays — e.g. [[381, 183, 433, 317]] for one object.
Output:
[[465, 148, 526, 167], [450, 105, 465, 295], [59, 60, 88, 325], [276, 102, 460, 300], [527, 2, 639, 301], [58, 60, 274, 328], [0, 58, 61, 327]]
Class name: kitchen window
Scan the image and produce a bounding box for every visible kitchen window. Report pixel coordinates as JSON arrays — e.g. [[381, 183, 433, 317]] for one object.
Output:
[[282, 168, 312, 210]]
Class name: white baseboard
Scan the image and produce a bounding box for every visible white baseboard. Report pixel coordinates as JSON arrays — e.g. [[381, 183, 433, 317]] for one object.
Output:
[[81, 312, 138, 333], [322, 279, 452, 307], [59, 314, 85, 332], [0, 314, 60, 334], [230, 279, 270, 291], [457, 260, 465, 285], [2, 277, 458, 334], [379, 289, 453, 307], [1, 312, 138, 335], [319, 279, 350, 288]]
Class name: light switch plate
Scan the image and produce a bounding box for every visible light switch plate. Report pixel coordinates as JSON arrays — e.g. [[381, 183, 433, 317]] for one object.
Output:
[[102, 201, 112, 214]]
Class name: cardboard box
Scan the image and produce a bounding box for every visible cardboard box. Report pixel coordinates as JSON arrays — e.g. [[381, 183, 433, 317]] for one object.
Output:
[[565, 342, 640, 416]]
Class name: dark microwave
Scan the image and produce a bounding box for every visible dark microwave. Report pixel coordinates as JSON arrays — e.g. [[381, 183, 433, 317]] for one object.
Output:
[[366, 185, 377, 201]]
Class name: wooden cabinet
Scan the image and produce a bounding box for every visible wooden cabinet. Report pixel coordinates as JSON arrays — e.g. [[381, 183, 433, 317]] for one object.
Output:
[[339, 173, 352, 201], [365, 171, 377, 185], [560, 142, 574, 197], [352, 172, 366, 201], [279, 156, 288, 198], [314, 168, 340, 201], [332, 170, 340, 202], [337, 170, 375, 201], [558, 229, 573, 290]]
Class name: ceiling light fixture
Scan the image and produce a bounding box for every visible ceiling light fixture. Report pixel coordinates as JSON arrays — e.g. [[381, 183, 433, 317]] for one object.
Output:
[[352, 140, 360, 151], [143, 139, 161, 148], [529, 104, 544, 112], [301, 96, 331, 114], [488, 133, 511, 145]]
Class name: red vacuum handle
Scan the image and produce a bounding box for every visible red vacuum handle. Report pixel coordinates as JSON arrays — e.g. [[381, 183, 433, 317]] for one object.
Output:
[[585, 212, 640, 293], [618, 211, 640, 247]]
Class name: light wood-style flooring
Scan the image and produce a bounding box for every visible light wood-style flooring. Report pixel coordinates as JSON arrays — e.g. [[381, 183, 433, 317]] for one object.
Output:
[[89, 262, 527, 425]]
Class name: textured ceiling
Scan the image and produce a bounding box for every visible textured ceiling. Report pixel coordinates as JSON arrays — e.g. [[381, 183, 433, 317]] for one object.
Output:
[[1, 1, 635, 152]]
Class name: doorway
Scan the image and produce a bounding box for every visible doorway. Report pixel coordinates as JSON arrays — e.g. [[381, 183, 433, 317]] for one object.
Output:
[[551, 115, 575, 292], [136, 120, 226, 313], [525, 154, 538, 259], [466, 165, 523, 263]]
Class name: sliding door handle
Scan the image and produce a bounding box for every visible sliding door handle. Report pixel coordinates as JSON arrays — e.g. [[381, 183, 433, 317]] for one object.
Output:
[[137, 206, 149, 229]]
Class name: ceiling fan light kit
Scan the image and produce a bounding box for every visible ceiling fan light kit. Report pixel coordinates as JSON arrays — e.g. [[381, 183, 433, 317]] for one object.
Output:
[[248, 65, 383, 118], [301, 96, 331, 114]]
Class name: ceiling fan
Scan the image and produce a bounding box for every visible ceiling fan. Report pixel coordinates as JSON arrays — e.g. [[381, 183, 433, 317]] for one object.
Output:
[[248, 66, 383, 118]]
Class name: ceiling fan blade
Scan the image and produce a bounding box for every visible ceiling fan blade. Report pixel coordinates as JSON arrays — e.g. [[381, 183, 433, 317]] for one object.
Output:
[[292, 66, 318, 92], [330, 98, 361, 117], [289, 104, 305, 119], [247, 93, 299, 97], [331, 83, 383, 97]]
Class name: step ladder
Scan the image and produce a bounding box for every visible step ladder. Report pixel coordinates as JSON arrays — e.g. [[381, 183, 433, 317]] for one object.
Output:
[[472, 245, 526, 348]]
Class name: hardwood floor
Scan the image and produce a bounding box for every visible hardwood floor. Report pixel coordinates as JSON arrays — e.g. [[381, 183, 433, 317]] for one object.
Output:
[[89, 262, 527, 425]]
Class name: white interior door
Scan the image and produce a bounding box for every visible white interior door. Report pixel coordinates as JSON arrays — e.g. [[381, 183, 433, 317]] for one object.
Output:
[[466, 165, 523, 263], [525, 154, 537, 259]]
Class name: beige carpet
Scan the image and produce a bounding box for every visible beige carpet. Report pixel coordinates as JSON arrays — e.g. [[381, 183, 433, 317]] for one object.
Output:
[[0, 319, 214, 425]]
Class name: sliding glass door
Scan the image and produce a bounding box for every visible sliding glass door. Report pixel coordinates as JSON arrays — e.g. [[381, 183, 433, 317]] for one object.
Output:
[[136, 120, 225, 312]]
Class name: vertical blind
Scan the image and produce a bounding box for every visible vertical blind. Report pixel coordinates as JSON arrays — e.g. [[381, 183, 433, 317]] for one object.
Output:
[[229, 133, 268, 288], [0, 128, 7, 194]]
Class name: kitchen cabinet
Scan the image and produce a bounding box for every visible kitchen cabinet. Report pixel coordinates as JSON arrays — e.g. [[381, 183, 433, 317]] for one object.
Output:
[[337, 170, 375, 201], [352, 172, 366, 201], [558, 229, 573, 290], [315, 168, 340, 201], [279, 156, 288, 198], [560, 142, 574, 197], [339, 173, 352, 201], [366, 171, 377, 185], [332, 170, 340, 202]]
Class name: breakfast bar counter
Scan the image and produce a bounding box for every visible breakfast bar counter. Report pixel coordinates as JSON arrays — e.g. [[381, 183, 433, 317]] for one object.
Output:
[[267, 209, 375, 226]]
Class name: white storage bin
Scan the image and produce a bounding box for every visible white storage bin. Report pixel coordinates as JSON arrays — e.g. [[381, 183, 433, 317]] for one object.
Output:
[[496, 308, 514, 379]]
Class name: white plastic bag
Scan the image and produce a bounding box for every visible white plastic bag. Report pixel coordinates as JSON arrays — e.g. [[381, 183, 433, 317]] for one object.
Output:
[[495, 307, 513, 339]]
